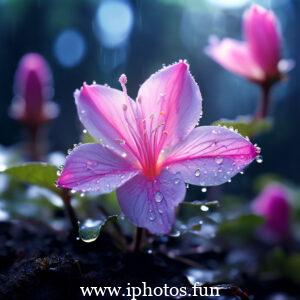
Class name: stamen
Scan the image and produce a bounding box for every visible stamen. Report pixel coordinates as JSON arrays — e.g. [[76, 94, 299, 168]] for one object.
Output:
[[119, 74, 127, 94]]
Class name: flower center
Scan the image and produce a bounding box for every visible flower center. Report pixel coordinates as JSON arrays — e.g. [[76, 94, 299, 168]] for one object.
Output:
[[118, 74, 168, 178]]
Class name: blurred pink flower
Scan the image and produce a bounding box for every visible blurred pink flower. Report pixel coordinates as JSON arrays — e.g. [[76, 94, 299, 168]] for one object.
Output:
[[10, 53, 58, 126], [252, 184, 291, 242], [206, 5, 293, 84], [58, 61, 259, 234]]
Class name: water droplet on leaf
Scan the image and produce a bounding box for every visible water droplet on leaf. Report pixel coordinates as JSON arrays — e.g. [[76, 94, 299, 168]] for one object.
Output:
[[194, 169, 201, 177]]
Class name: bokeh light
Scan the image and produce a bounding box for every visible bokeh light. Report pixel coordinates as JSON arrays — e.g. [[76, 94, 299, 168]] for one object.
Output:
[[94, 0, 134, 49], [207, 0, 250, 9], [53, 29, 86, 68]]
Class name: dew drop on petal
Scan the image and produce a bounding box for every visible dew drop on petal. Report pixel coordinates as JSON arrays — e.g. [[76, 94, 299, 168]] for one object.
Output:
[[154, 191, 163, 203], [194, 169, 201, 177], [121, 152, 127, 158], [83, 129, 87, 134], [148, 210, 156, 221], [174, 178, 181, 185], [201, 187, 207, 193], [186, 183, 189, 189], [215, 157, 223, 165], [256, 155, 263, 163]]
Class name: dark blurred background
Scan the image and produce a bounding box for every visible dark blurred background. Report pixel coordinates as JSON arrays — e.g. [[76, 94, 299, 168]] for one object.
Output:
[[0, 0, 299, 184]]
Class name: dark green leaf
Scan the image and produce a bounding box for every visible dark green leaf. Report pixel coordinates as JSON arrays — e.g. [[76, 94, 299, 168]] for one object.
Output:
[[2, 163, 59, 193]]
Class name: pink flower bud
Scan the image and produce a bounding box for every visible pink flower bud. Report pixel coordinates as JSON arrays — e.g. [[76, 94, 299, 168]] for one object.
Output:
[[10, 53, 58, 126], [252, 184, 291, 242], [206, 5, 294, 84], [243, 5, 281, 78]]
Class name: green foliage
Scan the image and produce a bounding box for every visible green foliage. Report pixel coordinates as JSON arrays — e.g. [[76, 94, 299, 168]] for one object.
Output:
[[213, 117, 272, 137], [264, 248, 300, 283], [218, 214, 265, 239], [2, 163, 59, 193]]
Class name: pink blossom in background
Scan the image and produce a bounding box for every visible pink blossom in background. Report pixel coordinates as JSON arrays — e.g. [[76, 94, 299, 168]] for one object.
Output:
[[10, 53, 59, 126], [206, 5, 293, 84], [252, 184, 291, 242], [58, 61, 259, 234]]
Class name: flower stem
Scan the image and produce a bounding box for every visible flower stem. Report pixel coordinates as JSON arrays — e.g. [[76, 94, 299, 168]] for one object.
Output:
[[133, 227, 144, 252], [61, 189, 79, 235], [28, 125, 42, 161], [254, 83, 272, 120]]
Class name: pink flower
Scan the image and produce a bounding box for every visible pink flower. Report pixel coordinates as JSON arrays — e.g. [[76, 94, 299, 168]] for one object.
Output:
[[206, 5, 292, 84], [252, 184, 291, 242], [10, 53, 58, 126], [58, 61, 259, 234]]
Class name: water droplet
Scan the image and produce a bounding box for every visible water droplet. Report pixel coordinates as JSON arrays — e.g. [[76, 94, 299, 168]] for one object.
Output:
[[194, 169, 201, 177], [79, 219, 103, 243], [81, 110, 86, 114], [174, 178, 180, 185], [227, 179, 232, 183], [86, 160, 98, 170], [80, 192, 85, 197], [215, 157, 223, 165], [148, 210, 156, 221], [155, 191, 163, 203], [201, 187, 207, 193], [71, 189, 76, 194], [147, 249, 153, 254], [83, 129, 87, 134], [169, 230, 181, 237], [186, 183, 189, 189], [240, 171, 244, 175], [200, 205, 209, 212], [56, 170, 61, 176], [121, 152, 127, 158], [256, 155, 263, 163]]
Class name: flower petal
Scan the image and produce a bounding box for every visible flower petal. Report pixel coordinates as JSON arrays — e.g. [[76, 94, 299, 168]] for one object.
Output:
[[75, 84, 139, 162], [57, 143, 139, 193], [244, 5, 281, 76], [116, 169, 186, 234], [137, 61, 202, 149], [205, 37, 264, 82], [164, 126, 258, 186]]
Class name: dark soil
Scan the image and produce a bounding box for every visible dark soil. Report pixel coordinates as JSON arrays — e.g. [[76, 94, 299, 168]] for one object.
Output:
[[0, 220, 297, 300]]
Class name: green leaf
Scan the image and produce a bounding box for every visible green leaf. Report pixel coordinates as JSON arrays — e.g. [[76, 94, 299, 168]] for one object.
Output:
[[213, 117, 272, 137], [218, 214, 265, 237], [2, 163, 59, 193]]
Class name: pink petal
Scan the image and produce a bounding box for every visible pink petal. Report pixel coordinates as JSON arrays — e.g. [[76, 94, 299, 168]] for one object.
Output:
[[205, 38, 264, 82], [137, 61, 202, 149], [164, 126, 258, 186], [75, 84, 139, 162], [116, 169, 186, 234], [244, 5, 281, 76], [57, 143, 139, 193]]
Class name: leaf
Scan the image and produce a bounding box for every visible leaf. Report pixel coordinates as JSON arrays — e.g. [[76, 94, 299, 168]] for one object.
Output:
[[213, 117, 272, 137], [218, 214, 265, 237], [2, 163, 59, 193]]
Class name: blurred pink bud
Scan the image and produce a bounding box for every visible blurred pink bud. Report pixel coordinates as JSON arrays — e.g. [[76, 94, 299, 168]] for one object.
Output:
[[252, 184, 291, 242], [10, 53, 59, 126], [206, 5, 294, 84]]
